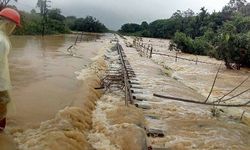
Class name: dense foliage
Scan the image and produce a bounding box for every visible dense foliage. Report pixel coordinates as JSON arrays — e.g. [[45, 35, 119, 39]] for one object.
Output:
[[119, 0, 250, 68], [14, 8, 108, 35], [14, 9, 68, 35], [69, 16, 108, 33]]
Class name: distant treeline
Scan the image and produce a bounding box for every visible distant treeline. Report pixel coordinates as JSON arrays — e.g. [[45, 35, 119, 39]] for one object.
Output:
[[14, 8, 108, 35], [119, 0, 250, 69]]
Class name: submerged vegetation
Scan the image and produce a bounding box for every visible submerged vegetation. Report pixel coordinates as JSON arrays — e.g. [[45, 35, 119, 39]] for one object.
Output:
[[119, 0, 250, 69]]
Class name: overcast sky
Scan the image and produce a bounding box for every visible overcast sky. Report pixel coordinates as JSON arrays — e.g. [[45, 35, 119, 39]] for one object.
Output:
[[12, 0, 246, 30]]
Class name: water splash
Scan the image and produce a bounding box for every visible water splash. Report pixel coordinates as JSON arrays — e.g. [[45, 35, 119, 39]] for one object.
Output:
[[9, 47, 108, 150]]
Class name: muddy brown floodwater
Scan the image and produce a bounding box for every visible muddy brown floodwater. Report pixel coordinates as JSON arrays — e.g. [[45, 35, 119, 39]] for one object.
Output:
[[7, 34, 106, 129], [124, 36, 250, 149]]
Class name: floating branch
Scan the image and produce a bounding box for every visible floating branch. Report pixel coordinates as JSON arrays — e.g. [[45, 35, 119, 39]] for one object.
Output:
[[218, 88, 250, 103], [204, 63, 222, 103], [240, 111, 246, 120], [215, 76, 249, 104]]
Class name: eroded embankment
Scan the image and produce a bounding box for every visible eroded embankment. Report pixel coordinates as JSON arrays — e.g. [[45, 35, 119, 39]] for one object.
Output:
[[88, 93, 147, 150], [9, 48, 108, 150], [87, 45, 148, 150]]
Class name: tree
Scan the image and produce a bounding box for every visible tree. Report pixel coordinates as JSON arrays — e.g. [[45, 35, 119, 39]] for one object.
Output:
[[172, 31, 194, 53], [120, 23, 142, 33], [37, 0, 49, 15], [72, 16, 108, 33], [141, 21, 149, 30], [37, 0, 51, 36], [14, 10, 108, 35], [171, 10, 183, 19], [48, 8, 65, 21], [240, 3, 250, 16], [0, 0, 17, 10], [183, 9, 195, 17], [14, 10, 43, 35], [216, 22, 239, 69], [190, 7, 210, 37], [228, 0, 247, 11], [65, 16, 77, 30], [46, 8, 69, 34], [118, 0, 250, 68]]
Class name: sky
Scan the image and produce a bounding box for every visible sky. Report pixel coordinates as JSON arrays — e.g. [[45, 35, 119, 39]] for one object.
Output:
[[12, 0, 243, 30]]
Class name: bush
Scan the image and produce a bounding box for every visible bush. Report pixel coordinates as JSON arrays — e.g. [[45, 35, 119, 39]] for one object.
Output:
[[193, 37, 213, 55], [173, 32, 194, 53]]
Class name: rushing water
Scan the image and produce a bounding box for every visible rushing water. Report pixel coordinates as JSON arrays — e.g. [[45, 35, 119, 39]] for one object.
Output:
[[2, 34, 249, 149], [7, 34, 104, 129], [123, 36, 250, 149]]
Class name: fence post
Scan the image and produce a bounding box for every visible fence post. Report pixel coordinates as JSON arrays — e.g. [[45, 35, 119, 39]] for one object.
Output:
[[196, 56, 198, 65], [175, 52, 178, 62], [80, 32, 84, 42], [146, 45, 150, 57], [149, 47, 153, 58], [74, 34, 79, 45], [142, 44, 145, 55]]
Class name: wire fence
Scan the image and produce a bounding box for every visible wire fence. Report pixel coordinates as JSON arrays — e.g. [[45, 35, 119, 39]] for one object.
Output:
[[134, 41, 221, 66]]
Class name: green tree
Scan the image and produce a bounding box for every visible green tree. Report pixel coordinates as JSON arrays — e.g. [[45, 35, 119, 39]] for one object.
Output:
[[120, 23, 142, 33], [65, 16, 77, 30], [72, 16, 108, 33], [119, 0, 250, 68], [141, 21, 149, 30], [172, 32, 193, 53], [14, 10, 43, 35]]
